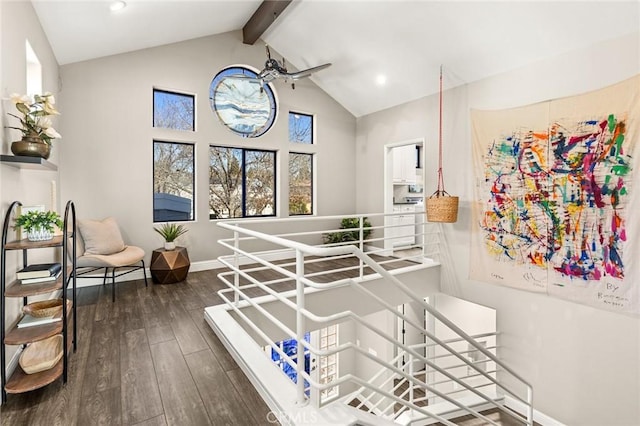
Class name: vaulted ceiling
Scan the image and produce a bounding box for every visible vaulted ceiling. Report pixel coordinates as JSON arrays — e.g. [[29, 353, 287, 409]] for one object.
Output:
[[31, 1, 639, 117]]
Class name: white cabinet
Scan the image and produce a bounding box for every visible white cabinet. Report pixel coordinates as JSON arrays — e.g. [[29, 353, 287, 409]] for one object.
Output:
[[390, 205, 416, 247], [393, 145, 417, 184]]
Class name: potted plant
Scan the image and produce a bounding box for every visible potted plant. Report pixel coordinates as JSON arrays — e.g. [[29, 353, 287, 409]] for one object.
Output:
[[6, 93, 61, 160], [323, 217, 373, 245], [153, 223, 188, 250], [14, 210, 63, 242]]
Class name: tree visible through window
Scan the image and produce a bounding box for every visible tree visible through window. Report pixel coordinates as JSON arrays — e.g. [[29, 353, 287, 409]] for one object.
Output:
[[289, 153, 313, 215], [289, 112, 313, 144], [153, 141, 194, 222], [209, 146, 276, 219], [153, 89, 195, 131]]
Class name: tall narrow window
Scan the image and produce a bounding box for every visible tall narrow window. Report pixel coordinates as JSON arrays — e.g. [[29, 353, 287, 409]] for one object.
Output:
[[153, 141, 195, 222], [319, 325, 339, 402], [153, 89, 195, 131], [289, 152, 313, 215], [245, 150, 276, 217], [209, 146, 276, 219], [289, 112, 313, 144], [209, 147, 242, 219]]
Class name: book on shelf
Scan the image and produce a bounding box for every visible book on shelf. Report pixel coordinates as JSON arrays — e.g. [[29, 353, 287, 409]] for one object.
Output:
[[19, 270, 62, 285], [16, 263, 62, 279], [17, 312, 62, 328]]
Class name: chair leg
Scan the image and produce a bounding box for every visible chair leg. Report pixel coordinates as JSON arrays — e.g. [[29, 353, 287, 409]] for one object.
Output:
[[112, 268, 117, 303], [141, 260, 148, 287], [102, 268, 108, 286]]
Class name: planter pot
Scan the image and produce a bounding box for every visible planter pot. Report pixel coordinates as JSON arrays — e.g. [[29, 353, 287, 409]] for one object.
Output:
[[151, 246, 190, 284], [27, 227, 54, 242], [164, 242, 176, 250], [11, 136, 51, 160]]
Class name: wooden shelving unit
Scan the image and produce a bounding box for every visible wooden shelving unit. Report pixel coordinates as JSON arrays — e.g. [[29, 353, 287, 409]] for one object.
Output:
[[0, 155, 57, 171], [0, 200, 76, 402]]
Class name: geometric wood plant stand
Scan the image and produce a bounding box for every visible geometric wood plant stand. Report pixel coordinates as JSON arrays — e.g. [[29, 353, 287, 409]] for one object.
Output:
[[150, 247, 190, 284]]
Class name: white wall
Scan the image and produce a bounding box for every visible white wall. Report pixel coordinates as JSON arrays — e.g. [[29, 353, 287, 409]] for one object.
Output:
[[431, 294, 497, 402], [355, 310, 396, 403], [355, 32, 640, 425], [58, 31, 356, 263], [0, 0, 60, 382]]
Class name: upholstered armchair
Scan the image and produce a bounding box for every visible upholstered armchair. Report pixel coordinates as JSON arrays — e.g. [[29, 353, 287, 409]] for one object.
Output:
[[73, 217, 148, 302]]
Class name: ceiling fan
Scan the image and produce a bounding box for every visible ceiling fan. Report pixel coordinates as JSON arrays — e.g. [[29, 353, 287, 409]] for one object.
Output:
[[254, 45, 332, 90]]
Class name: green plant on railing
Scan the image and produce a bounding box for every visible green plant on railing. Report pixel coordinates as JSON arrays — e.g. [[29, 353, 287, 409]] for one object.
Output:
[[153, 223, 188, 242], [14, 210, 62, 232], [322, 217, 373, 244]]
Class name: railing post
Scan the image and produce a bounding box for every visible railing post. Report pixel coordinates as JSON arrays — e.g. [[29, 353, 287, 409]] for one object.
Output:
[[358, 215, 364, 278], [295, 249, 307, 406], [234, 230, 240, 305], [420, 217, 426, 263], [409, 352, 414, 417], [527, 386, 533, 425]]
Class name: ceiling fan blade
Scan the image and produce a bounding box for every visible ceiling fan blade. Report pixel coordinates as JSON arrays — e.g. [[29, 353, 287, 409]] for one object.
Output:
[[227, 74, 258, 79], [287, 63, 332, 80]]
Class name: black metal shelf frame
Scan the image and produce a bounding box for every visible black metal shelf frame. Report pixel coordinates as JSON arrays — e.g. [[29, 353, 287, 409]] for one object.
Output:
[[0, 200, 77, 403]]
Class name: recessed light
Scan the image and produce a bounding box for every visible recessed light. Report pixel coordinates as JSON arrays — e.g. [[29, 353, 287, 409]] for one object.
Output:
[[376, 74, 387, 86], [110, 1, 127, 12]]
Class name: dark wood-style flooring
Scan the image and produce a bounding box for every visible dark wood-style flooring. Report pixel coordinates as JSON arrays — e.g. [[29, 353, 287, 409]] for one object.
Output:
[[0, 269, 275, 426]]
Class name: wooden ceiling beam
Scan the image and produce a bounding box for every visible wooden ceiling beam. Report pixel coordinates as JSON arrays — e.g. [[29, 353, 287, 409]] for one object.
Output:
[[242, 0, 292, 45]]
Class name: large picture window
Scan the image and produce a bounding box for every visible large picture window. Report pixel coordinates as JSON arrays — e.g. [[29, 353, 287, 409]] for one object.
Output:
[[153, 141, 195, 222], [153, 89, 195, 131], [209, 146, 276, 219], [289, 152, 313, 215]]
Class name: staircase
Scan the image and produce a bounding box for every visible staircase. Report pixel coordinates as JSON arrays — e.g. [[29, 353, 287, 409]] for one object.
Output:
[[205, 213, 533, 425]]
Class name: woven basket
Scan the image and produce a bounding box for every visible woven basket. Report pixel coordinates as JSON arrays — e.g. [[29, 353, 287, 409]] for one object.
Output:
[[426, 191, 459, 223], [22, 298, 65, 318]]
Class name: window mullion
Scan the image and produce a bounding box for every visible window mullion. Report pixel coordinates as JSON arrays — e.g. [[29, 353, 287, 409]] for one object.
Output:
[[241, 149, 247, 218]]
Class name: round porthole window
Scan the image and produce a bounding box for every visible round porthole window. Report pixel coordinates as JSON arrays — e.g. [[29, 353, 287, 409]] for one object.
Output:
[[209, 66, 277, 138]]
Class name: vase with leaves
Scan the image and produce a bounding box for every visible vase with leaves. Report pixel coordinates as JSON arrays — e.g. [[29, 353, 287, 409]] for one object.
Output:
[[14, 210, 63, 242], [6, 93, 61, 159], [153, 223, 188, 250]]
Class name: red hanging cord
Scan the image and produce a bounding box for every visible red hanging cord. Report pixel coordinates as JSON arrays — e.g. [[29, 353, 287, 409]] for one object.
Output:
[[436, 65, 446, 195]]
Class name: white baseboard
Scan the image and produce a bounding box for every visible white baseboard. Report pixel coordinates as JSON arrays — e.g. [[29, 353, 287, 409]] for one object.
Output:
[[1, 348, 23, 405], [7, 348, 22, 379], [504, 395, 566, 426], [71, 259, 223, 288]]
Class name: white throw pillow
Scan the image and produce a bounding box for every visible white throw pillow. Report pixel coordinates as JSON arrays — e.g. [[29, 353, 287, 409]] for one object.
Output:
[[78, 217, 126, 255]]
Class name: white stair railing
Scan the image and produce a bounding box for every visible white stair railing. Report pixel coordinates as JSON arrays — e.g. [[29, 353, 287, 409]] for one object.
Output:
[[215, 213, 533, 425]]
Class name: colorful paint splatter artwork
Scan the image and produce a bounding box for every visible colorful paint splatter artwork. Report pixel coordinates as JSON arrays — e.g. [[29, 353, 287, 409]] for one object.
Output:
[[470, 75, 639, 315], [481, 114, 631, 281]]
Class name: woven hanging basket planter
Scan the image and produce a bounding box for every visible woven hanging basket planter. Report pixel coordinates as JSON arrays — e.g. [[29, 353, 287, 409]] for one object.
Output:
[[427, 66, 459, 223], [426, 190, 459, 223]]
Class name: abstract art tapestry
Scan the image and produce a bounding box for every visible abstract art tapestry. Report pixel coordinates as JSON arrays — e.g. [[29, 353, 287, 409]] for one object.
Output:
[[470, 75, 639, 315]]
